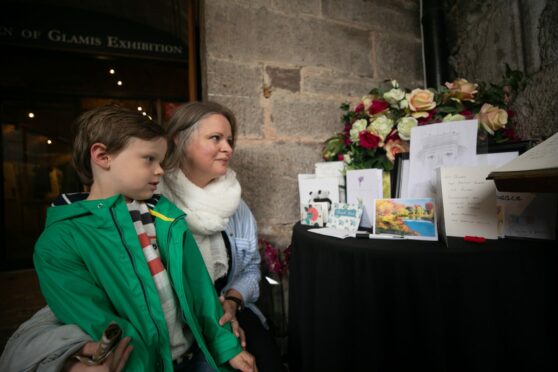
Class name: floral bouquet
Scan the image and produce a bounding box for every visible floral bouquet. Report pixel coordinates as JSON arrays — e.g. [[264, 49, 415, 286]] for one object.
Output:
[[322, 66, 525, 171], [260, 239, 291, 278]]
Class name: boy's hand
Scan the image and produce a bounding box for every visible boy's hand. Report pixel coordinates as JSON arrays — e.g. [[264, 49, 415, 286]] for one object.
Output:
[[64, 337, 133, 372], [228, 350, 257, 372], [219, 296, 247, 348]]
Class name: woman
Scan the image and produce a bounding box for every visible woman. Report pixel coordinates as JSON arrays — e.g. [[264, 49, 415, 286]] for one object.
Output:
[[0, 102, 283, 372], [159, 101, 283, 372]]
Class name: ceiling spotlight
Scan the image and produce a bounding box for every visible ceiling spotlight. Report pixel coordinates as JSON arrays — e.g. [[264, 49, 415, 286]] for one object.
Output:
[[109, 68, 115, 74], [137, 106, 143, 111], [47, 139, 52, 144], [28, 112, 35, 118], [117, 80, 123, 86]]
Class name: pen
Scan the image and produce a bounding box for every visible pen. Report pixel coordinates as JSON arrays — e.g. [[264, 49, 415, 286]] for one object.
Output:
[[369, 234, 405, 239], [355, 233, 406, 239]]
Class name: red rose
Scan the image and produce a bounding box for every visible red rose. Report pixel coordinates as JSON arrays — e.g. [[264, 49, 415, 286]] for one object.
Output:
[[418, 109, 436, 125], [369, 100, 389, 115], [459, 109, 473, 119], [355, 102, 365, 113], [359, 131, 381, 149], [502, 128, 517, 141], [386, 129, 400, 142]]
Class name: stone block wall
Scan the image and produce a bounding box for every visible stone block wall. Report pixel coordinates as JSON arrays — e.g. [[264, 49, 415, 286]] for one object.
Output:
[[201, 0, 422, 247], [444, 0, 558, 141]]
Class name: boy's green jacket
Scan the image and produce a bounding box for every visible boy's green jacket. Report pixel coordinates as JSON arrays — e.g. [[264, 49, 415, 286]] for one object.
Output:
[[34, 194, 242, 371]]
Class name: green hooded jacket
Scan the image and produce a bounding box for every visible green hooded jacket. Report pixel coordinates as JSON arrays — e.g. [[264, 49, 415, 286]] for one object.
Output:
[[33, 194, 242, 371]]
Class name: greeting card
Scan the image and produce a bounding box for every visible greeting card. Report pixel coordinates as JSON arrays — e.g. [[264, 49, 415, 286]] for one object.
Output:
[[346, 168, 383, 228], [498, 192, 556, 240], [326, 203, 363, 233], [298, 174, 339, 206], [436, 166, 498, 241], [300, 202, 329, 227], [315, 161, 346, 202], [372, 198, 438, 240]]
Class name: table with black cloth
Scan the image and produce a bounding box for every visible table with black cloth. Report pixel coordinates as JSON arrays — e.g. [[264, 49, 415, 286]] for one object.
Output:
[[287, 222, 557, 372]]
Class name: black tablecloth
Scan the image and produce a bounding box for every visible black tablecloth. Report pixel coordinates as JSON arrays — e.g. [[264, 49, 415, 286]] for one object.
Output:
[[287, 223, 557, 372]]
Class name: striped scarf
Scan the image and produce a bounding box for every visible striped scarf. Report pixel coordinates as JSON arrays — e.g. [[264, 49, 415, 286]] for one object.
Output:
[[127, 200, 193, 360]]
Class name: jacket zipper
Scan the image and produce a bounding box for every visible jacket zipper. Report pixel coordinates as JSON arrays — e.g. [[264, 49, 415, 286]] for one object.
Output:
[[166, 216, 185, 319], [110, 208, 164, 369], [166, 213, 221, 370]]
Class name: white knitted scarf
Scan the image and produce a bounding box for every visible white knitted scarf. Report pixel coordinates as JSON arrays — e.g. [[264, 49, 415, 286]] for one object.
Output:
[[159, 169, 241, 282]]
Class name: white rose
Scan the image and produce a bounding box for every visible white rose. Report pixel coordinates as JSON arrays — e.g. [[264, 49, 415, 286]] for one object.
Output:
[[397, 117, 418, 140], [350, 119, 368, 142], [383, 88, 406, 105], [399, 99, 409, 109], [343, 152, 352, 165], [360, 95, 374, 111], [370, 115, 393, 138]]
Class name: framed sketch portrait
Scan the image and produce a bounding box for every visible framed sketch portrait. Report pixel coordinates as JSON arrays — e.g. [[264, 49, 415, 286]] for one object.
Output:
[[393, 140, 532, 198]]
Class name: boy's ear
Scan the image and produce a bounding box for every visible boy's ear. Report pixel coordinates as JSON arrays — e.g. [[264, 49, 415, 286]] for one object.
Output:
[[90, 143, 111, 169]]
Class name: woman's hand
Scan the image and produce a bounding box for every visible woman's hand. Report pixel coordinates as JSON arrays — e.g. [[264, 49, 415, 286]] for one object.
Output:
[[64, 337, 133, 372], [219, 295, 247, 348], [229, 350, 257, 372]]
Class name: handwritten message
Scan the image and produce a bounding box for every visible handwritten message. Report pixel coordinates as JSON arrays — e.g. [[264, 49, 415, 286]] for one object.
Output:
[[439, 166, 498, 239]]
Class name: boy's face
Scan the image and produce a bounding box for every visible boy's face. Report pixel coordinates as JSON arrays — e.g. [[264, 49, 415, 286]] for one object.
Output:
[[107, 137, 167, 201]]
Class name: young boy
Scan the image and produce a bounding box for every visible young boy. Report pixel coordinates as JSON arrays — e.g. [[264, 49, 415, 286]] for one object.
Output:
[[32, 106, 255, 371]]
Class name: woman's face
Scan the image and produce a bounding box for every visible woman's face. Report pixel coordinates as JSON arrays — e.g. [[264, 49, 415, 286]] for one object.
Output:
[[181, 113, 233, 187]]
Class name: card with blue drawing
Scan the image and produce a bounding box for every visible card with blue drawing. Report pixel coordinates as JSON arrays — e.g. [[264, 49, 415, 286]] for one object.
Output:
[[326, 203, 364, 232]]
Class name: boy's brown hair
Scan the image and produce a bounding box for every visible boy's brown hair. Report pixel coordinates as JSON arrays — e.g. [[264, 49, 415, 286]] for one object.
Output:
[[72, 105, 165, 185]]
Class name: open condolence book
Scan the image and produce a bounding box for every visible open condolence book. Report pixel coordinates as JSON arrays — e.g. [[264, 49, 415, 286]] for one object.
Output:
[[486, 131, 558, 192]]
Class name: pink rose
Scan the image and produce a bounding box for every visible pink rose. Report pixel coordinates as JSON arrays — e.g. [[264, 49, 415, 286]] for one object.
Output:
[[445, 78, 478, 102], [359, 131, 382, 149], [478, 103, 508, 135], [384, 139, 409, 162], [407, 89, 436, 112]]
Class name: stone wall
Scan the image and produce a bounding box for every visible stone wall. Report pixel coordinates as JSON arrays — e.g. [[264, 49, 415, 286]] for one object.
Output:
[[201, 0, 423, 247], [444, 0, 558, 141]]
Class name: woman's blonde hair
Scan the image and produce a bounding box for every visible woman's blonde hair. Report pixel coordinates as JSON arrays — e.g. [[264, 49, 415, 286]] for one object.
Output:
[[163, 101, 237, 172]]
